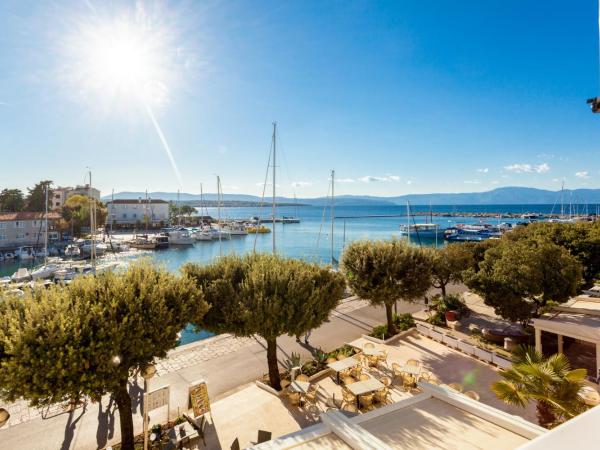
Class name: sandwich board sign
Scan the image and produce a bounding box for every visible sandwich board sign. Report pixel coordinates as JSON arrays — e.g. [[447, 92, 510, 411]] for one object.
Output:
[[189, 380, 210, 417], [143, 386, 170, 450]]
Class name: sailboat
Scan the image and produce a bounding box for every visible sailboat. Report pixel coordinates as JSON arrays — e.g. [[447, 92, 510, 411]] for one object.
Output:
[[30, 186, 60, 280], [282, 193, 301, 223]]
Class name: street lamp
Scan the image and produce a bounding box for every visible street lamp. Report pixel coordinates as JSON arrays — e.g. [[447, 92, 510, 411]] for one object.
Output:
[[142, 364, 156, 450]]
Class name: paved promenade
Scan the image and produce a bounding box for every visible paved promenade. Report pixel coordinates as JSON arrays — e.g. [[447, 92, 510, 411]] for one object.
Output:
[[0, 295, 424, 450]]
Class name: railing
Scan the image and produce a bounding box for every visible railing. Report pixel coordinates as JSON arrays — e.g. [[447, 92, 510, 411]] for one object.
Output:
[[416, 322, 512, 370]]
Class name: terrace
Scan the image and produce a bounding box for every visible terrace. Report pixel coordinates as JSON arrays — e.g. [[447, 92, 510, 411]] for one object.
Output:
[[172, 329, 537, 449]]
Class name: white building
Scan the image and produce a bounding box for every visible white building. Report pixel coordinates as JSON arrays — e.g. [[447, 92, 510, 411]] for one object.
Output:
[[105, 199, 169, 226]]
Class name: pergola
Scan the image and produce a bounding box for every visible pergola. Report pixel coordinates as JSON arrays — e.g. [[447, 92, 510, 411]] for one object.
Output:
[[532, 295, 600, 379]]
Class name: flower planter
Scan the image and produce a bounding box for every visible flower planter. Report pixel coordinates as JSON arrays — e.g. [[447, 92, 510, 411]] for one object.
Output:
[[492, 353, 513, 369], [473, 347, 494, 363], [363, 328, 415, 345], [308, 367, 332, 382], [430, 330, 443, 342], [255, 380, 281, 397], [445, 310, 459, 322], [442, 334, 459, 349], [457, 340, 475, 355]]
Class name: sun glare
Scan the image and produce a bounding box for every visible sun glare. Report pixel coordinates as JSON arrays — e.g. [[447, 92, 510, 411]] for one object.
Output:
[[62, 7, 179, 109]]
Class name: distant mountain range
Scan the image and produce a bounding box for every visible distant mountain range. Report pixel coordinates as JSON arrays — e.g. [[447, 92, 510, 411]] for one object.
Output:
[[102, 187, 600, 206]]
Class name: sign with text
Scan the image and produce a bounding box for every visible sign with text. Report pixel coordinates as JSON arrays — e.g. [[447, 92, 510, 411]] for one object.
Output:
[[189, 381, 210, 417], [146, 386, 169, 412]]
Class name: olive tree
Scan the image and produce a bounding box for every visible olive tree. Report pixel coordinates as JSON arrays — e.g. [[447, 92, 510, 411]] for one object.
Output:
[[464, 238, 582, 323], [0, 262, 206, 450], [341, 239, 432, 335], [183, 253, 345, 391], [430, 244, 474, 297]]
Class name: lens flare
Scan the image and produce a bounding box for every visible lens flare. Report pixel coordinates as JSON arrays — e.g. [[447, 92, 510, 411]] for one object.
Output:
[[58, 1, 190, 187]]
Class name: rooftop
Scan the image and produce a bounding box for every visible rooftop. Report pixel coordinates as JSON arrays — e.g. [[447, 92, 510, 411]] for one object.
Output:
[[0, 212, 61, 221]]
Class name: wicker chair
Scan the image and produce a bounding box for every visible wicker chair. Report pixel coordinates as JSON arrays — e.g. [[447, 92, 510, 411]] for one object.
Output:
[[464, 390, 480, 401], [326, 357, 337, 364], [280, 379, 291, 390], [337, 354, 348, 361], [379, 376, 392, 387], [341, 403, 358, 415], [304, 384, 320, 408], [374, 387, 390, 405], [377, 350, 389, 368], [287, 391, 301, 406], [359, 373, 370, 381], [359, 393, 374, 410], [407, 359, 420, 367], [295, 374, 309, 382], [342, 388, 357, 407], [363, 342, 375, 350], [367, 355, 379, 367], [350, 365, 362, 379], [342, 376, 356, 385], [402, 373, 416, 391], [448, 382, 464, 393], [392, 363, 403, 384]]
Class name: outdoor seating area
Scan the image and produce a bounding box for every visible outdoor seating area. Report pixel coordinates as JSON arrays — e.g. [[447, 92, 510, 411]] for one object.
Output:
[[145, 329, 538, 449]]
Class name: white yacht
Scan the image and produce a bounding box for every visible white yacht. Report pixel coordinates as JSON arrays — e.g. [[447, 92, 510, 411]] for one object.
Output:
[[192, 229, 213, 241], [15, 246, 35, 260], [64, 244, 81, 258], [167, 229, 195, 245], [398, 223, 446, 240], [220, 223, 246, 236], [79, 240, 107, 256]]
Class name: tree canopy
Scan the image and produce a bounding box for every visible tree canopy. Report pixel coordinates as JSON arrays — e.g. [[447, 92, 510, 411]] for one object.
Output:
[[341, 239, 432, 335], [0, 188, 25, 212], [506, 221, 600, 285], [0, 262, 206, 450], [62, 195, 107, 236], [464, 237, 582, 323], [183, 253, 345, 390], [430, 243, 474, 296], [25, 180, 53, 212]]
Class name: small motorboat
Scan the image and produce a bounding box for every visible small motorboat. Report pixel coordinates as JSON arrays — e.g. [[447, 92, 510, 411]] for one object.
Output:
[[64, 244, 81, 258], [31, 263, 61, 280], [15, 246, 35, 260], [3, 252, 15, 260], [11, 267, 32, 283]]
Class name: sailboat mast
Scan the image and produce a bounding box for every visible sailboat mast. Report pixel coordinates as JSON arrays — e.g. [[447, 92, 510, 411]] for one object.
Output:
[[330, 169, 335, 266], [44, 184, 48, 266], [272, 122, 277, 254], [560, 181, 564, 218], [406, 201, 410, 246], [217, 176, 222, 257], [89, 170, 96, 273]]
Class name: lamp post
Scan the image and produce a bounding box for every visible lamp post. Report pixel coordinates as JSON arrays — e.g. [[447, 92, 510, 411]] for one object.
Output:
[[142, 364, 157, 450]]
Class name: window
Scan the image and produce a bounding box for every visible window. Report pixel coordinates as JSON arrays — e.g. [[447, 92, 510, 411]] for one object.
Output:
[[133, 213, 137, 218], [14, 221, 24, 228], [0, 222, 5, 229], [0, 234, 6, 240], [16, 233, 25, 239], [122, 213, 127, 219]]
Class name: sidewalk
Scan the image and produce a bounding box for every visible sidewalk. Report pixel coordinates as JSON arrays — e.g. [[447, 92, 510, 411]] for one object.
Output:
[[0, 296, 423, 450]]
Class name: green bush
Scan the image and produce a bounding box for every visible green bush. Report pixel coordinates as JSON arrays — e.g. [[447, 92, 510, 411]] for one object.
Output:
[[426, 312, 446, 327], [430, 294, 470, 317], [370, 313, 415, 339]]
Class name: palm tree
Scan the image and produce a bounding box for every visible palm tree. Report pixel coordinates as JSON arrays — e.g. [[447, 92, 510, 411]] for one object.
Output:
[[492, 345, 589, 428]]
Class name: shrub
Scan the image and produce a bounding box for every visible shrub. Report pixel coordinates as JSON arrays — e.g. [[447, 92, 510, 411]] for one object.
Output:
[[370, 313, 416, 339]]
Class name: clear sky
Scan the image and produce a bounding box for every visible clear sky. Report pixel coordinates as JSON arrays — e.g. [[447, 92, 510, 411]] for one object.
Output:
[[0, 0, 599, 198]]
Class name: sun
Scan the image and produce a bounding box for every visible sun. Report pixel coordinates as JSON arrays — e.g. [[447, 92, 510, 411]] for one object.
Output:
[[61, 8, 179, 109]]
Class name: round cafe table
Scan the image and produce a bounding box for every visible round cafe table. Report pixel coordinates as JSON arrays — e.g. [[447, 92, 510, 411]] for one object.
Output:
[[579, 386, 600, 406]]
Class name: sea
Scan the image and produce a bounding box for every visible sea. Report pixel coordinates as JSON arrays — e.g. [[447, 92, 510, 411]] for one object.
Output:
[[1, 203, 592, 344]]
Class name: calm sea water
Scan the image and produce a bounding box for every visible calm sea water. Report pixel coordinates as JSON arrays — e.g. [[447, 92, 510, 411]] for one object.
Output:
[[1, 204, 589, 345]]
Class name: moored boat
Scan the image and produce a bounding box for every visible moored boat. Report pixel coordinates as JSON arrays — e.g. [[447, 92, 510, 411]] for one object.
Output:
[[15, 246, 35, 260], [31, 263, 60, 280], [398, 223, 445, 240]]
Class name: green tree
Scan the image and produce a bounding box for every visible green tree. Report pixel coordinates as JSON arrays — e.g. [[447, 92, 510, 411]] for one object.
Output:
[[492, 345, 588, 428], [62, 195, 107, 236], [0, 188, 25, 212], [341, 239, 432, 335], [507, 222, 600, 285], [430, 244, 474, 296], [464, 238, 582, 323], [0, 262, 206, 450], [25, 180, 53, 211], [183, 253, 345, 391]]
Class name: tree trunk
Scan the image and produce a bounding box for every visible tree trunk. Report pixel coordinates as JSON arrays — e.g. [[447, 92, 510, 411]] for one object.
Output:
[[536, 400, 556, 429], [440, 283, 446, 297], [385, 303, 396, 335], [114, 378, 135, 450], [266, 337, 281, 391]]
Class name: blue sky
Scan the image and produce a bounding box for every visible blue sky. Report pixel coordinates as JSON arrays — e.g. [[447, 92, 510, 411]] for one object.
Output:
[[0, 0, 598, 198]]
